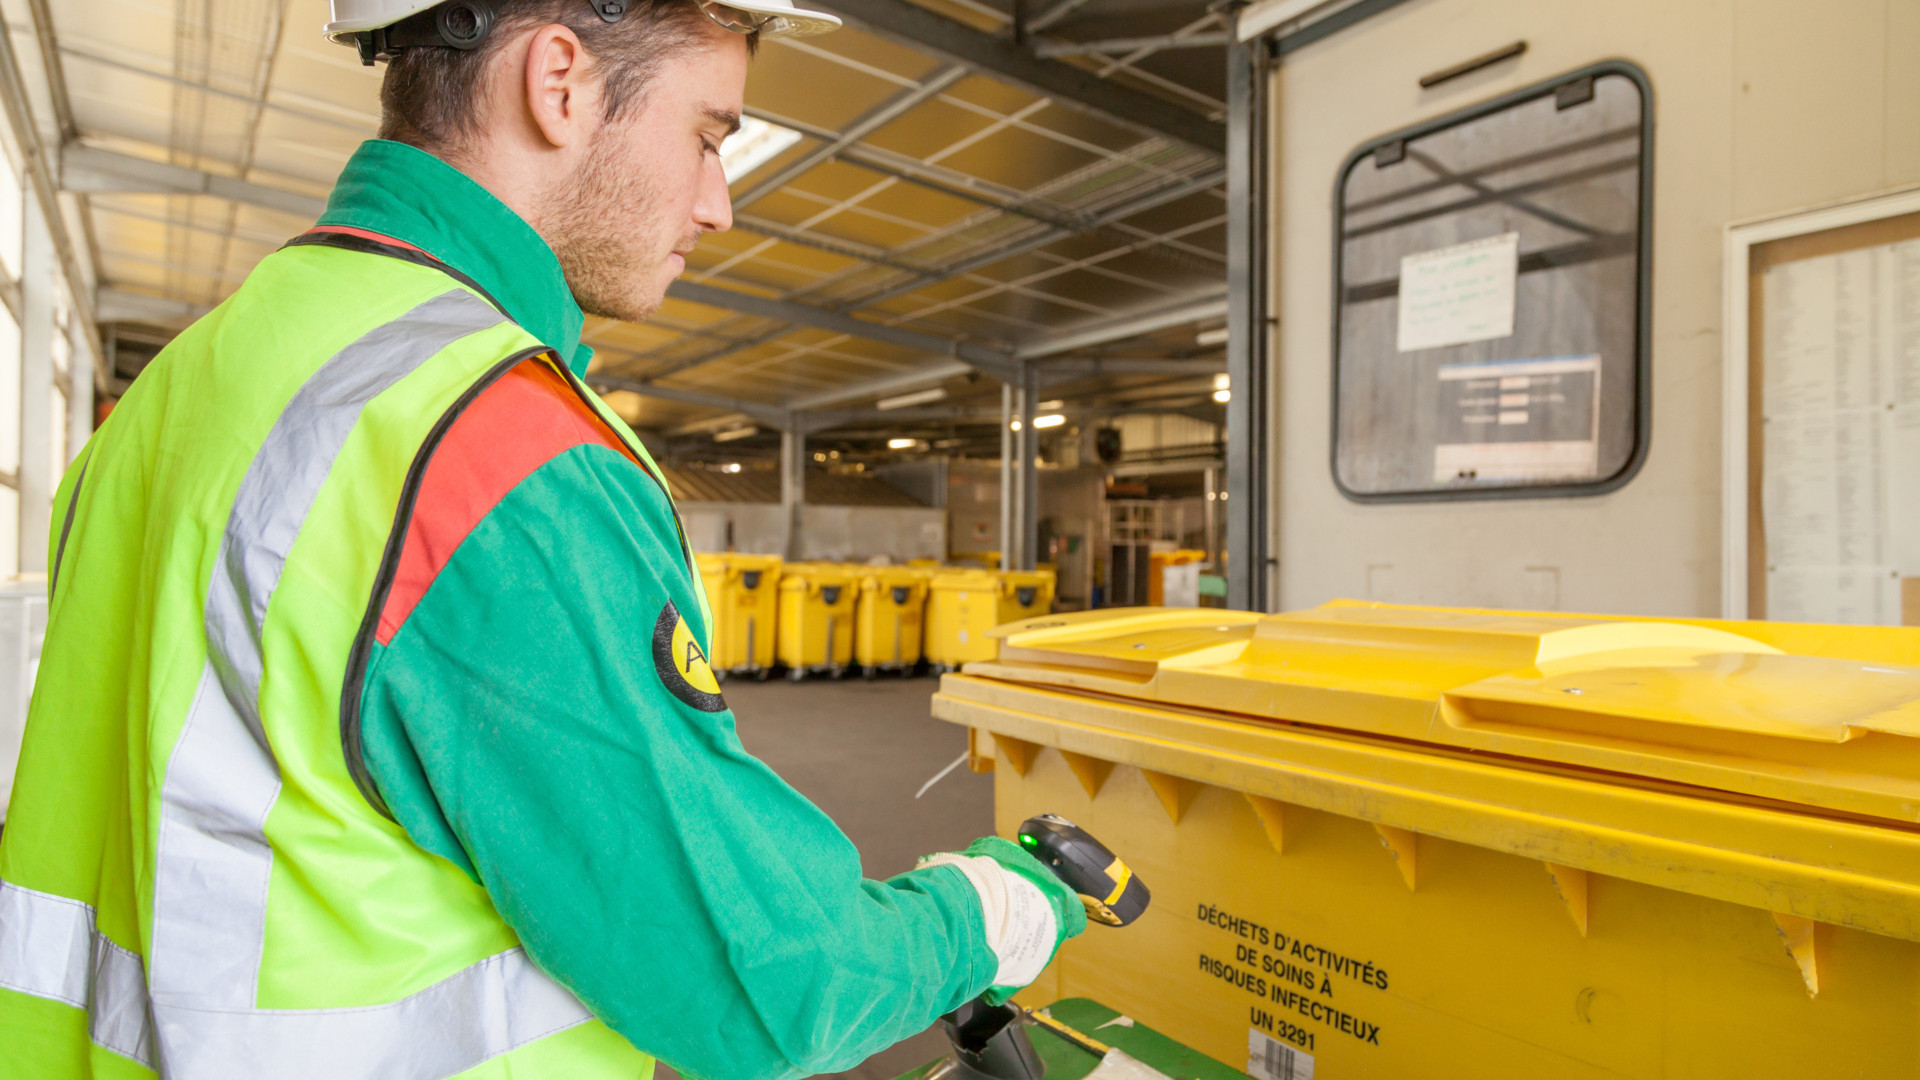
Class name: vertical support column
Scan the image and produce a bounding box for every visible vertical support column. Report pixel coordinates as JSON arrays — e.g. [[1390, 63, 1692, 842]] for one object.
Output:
[[18, 196, 53, 572], [66, 315, 92, 464], [1204, 465, 1219, 570], [1224, 33, 1272, 612], [1019, 361, 1039, 571], [781, 420, 805, 560], [1006, 378, 1021, 564]]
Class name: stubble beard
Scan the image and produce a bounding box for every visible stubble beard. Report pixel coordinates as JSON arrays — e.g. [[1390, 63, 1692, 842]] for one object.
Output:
[[546, 135, 676, 324]]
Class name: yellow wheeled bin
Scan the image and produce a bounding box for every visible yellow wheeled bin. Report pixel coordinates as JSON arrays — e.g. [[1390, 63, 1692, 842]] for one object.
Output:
[[776, 563, 857, 680], [1147, 548, 1207, 606], [706, 553, 781, 680], [936, 601, 1920, 1080], [996, 567, 1056, 623], [854, 567, 929, 679], [694, 551, 726, 614], [924, 568, 1003, 673]]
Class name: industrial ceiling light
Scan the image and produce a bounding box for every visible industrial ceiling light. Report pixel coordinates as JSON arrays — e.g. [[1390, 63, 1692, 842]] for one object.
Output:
[[1009, 419, 1022, 432], [713, 425, 759, 442], [1213, 389, 1231, 403], [1038, 399, 1064, 410], [722, 462, 743, 473], [720, 116, 803, 185], [1213, 373, 1230, 391], [877, 386, 948, 410], [887, 437, 920, 450], [1033, 414, 1067, 429], [1196, 327, 1229, 347]]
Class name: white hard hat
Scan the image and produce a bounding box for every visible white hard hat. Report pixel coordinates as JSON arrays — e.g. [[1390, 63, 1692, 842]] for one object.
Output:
[[326, 0, 839, 45]]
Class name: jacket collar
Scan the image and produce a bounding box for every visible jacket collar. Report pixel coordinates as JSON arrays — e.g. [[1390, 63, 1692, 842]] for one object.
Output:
[[317, 139, 593, 376]]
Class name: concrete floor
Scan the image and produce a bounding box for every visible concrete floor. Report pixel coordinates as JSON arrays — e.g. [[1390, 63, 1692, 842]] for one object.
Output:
[[657, 673, 993, 1080]]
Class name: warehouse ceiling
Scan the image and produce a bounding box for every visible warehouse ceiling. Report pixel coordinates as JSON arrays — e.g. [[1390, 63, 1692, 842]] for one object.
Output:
[[10, 0, 1231, 438]]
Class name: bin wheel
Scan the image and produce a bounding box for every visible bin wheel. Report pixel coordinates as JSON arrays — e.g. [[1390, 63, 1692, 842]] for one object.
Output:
[[830, 666, 847, 680], [862, 666, 877, 681], [754, 668, 771, 682], [787, 669, 806, 683], [715, 669, 728, 685]]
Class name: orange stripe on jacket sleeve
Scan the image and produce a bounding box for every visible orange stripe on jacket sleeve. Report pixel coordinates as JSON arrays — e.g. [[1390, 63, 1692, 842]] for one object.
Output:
[[376, 359, 640, 645]]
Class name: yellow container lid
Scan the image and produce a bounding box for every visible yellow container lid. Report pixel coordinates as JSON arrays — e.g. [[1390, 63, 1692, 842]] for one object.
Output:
[[931, 568, 1001, 590], [970, 600, 1920, 824], [856, 565, 928, 587], [778, 562, 858, 588]]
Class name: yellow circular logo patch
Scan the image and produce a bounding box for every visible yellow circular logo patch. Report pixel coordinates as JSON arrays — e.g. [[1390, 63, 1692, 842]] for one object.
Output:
[[652, 601, 726, 712]]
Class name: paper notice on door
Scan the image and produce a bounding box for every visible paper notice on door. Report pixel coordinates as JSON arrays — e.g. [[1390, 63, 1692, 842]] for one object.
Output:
[[1396, 231, 1519, 352]]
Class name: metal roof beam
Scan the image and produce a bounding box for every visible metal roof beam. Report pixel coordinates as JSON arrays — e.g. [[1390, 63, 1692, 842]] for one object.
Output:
[[783, 296, 1225, 414], [1017, 290, 1229, 360], [663, 279, 1021, 383], [1042, 357, 1223, 382], [96, 286, 213, 325], [853, 166, 1224, 312], [644, 164, 1222, 381], [60, 145, 327, 220], [734, 66, 967, 211], [1035, 32, 1230, 58], [1026, 0, 1096, 34], [818, 0, 1225, 156], [0, 8, 106, 390], [787, 359, 974, 410], [733, 215, 935, 275], [587, 375, 793, 430]]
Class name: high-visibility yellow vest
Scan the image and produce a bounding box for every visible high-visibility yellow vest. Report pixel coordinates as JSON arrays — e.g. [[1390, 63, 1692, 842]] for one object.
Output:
[[0, 232, 694, 1078]]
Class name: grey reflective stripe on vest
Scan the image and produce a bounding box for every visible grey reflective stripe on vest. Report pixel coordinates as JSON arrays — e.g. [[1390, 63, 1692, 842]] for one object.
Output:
[[50, 455, 88, 597], [141, 289, 595, 1077], [161, 947, 590, 1077], [0, 880, 157, 1067]]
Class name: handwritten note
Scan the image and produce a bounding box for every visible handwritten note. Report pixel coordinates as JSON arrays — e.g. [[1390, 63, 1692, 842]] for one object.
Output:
[[1396, 232, 1519, 352]]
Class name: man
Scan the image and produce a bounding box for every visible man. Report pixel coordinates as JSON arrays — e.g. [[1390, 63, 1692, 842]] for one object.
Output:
[[0, 2, 1085, 1077]]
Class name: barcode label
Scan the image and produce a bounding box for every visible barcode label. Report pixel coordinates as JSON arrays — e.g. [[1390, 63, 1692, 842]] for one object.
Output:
[[1247, 1028, 1315, 1080]]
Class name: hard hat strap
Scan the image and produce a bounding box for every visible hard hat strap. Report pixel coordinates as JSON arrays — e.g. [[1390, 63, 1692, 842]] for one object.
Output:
[[350, 0, 770, 66], [354, 0, 635, 66]]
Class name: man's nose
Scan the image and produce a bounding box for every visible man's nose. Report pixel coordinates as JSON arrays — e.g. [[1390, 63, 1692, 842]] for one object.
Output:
[[695, 157, 733, 234]]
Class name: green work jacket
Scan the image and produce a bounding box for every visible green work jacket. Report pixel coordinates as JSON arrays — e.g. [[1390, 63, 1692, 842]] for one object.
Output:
[[0, 139, 996, 1080]]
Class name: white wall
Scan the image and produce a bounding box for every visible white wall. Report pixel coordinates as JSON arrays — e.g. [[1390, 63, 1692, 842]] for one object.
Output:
[[1269, 0, 1920, 616], [680, 503, 947, 563]]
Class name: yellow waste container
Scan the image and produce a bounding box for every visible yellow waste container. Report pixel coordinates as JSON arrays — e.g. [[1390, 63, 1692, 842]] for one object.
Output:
[[924, 569, 1004, 673], [996, 567, 1056, 623], [695, 552, 726, 615], [706, 553, 781, 680], [776, 563, 857, 680], [854, 567, 929, 678], [953, 551, 1003, 570], [1147, 549, 1207, 606], [935, 601, 1920, 1079]]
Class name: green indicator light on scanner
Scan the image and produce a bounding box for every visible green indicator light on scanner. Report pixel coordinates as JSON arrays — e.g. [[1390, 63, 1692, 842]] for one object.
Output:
[[1019, 834, 1036, 847]]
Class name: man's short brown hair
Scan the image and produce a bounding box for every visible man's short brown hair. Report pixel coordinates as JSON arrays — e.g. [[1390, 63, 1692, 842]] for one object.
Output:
[[379, 0, 755, 154]]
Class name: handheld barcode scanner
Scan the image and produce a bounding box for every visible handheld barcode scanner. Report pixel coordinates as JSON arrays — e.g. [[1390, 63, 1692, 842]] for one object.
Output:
[[940, 816, 1151, 1080], [1016, 814, 1150, 928]]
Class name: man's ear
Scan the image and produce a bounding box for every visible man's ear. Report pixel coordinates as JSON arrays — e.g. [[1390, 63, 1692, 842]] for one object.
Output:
[[523, 23, 593, 150]]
